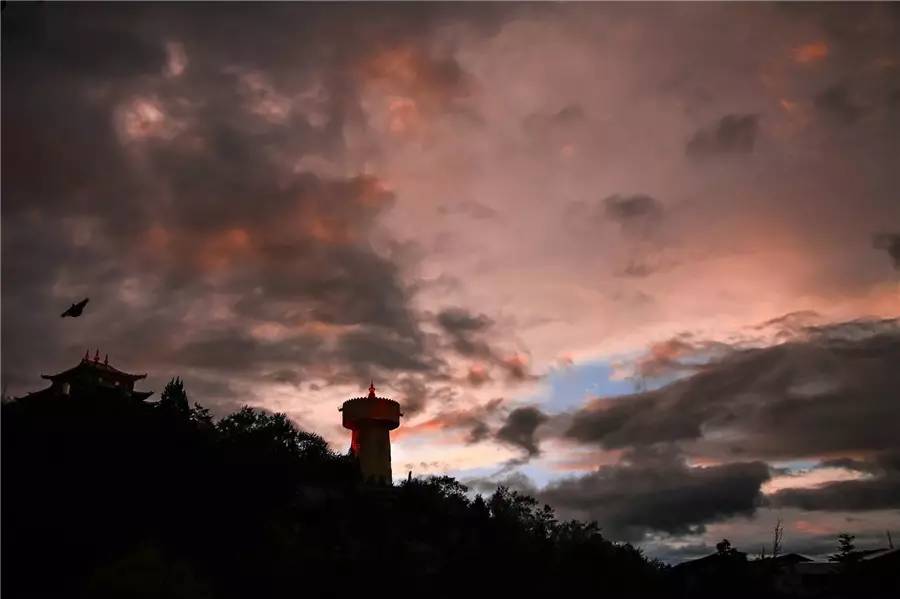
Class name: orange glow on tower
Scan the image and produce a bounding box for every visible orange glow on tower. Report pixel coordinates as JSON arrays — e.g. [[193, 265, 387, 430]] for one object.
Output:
[[340, 381, 402, 484]]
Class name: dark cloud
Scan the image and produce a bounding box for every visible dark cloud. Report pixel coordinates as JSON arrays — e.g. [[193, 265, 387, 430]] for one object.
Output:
[[1, 3, 520, 408], [498, 354, 539, 383], [889, 88, 900, 110], [392, 375, 438, 417], [335, 328, 439, 379], [436, 307, 493, 335], [467, 420, 492, 444], [523, 103, 587, 135], [770, 473, 900, 512], [627, 334, 732, 383], [264, 369, 304, 386], [568, 193, 664, 235], [435, 307, 495, 358], [620, 261, 657, 278], [541, 449, 770, 541], [873, 232, 900, 269], [172, 330, 324, 373], [552, 104, 586, 124], [815, 84, 864, 125], [568, 389, 701, 449], [566, 193, 671, 278], [604, 194, 663, 225], [495, 406, 548, 457], [686, 114, 759, 159], [432, 308, 538, 384], [769, 450, 900, 512], [566, 318, 900, 461], [753, 310, 823, 340], [400, 397, 504, 444]]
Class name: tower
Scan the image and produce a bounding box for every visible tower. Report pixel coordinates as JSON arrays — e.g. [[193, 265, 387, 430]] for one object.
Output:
[[340, 382, 402, 484]]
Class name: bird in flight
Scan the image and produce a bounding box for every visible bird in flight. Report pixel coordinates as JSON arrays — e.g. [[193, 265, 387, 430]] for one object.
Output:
[[61, 298, 89, 318]]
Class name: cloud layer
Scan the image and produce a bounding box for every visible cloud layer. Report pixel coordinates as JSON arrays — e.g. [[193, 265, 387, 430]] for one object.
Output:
[[3, 2, 899, 557]]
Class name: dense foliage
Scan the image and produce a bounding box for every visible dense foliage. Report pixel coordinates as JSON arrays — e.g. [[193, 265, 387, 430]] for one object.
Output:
[[2, 384, 665, 599]]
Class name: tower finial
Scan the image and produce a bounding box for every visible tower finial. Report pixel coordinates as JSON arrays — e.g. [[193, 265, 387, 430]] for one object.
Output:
[[94, 349, 100, 362], [104, 354, 109, 366], [368, 380, 376, 398], [84, 349, 90, 362]]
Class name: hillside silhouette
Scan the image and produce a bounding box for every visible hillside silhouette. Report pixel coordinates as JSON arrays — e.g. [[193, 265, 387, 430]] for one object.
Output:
[[2, 380, 666, 599], [4, 379, 896, 599]]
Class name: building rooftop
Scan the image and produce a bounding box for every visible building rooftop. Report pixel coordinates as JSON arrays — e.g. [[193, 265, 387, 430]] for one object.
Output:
[[41, 350, 147, 382]]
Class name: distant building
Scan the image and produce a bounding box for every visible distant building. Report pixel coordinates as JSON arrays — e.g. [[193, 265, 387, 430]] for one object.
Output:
[[339, 382, 402, 484], [675, 546, 900, 598], [772, 548, 900, 597], [672, 547, 748, 590], [21, 350, 153, 402]]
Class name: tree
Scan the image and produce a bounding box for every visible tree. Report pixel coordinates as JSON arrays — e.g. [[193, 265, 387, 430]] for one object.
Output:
[[716, 539, 733, 555], [829, 533, 858, 563], [772, 517, 784, 559], [158, 377, 190, 416], [189, 403, 213, 427], [215, 406, 330, 458]]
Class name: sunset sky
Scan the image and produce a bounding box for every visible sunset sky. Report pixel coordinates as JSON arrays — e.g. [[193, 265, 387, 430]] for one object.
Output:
[[3, 2, 899, 562]]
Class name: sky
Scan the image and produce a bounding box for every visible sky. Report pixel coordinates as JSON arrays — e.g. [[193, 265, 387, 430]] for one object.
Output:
[[2, 2, 899, 563]]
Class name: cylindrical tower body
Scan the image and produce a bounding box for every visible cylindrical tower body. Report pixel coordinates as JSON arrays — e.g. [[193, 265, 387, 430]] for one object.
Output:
[[341, 383, 401, 484]]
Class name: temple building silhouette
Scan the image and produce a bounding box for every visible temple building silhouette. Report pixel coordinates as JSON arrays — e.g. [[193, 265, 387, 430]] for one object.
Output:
[[20, 352, 403, 483], [340, 382, 402, 484], [21, 350, 153, 402]]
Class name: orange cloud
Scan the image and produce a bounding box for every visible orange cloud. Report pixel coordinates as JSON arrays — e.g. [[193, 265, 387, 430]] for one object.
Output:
[[360, 44, 469, 137], [116, 97, 184, 143], [779, 98, 798, 113], [467, 363, 491, 386], [793, 519, 834, 535], [141, 225, 171, 254], [195, 227, 253, 272], [299, 177, 392, 243], [502, 354, 532, 380], [762, 466, 869, 495], [392, 417, 450, 441], [393, 398, 503, 442], [367, 46, 420, 87], [549, 448, 625, 472], [356, 175, 394, 207], [387, 96, 422, 135], [792, 41, 829, 65], [306, 215, 353, 244]]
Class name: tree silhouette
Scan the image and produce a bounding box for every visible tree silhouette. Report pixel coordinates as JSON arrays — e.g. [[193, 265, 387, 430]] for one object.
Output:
[[829, 533, 858, 563], [158, 377, 190, 416], [772, 517, 784, 559]]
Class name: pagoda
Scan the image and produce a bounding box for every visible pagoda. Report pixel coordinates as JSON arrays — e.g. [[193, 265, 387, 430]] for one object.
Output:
[[22, 350, 153, 402]]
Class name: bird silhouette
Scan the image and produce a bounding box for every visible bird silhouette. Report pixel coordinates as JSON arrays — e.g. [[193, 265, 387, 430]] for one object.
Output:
[[61, 298, 89, 318]]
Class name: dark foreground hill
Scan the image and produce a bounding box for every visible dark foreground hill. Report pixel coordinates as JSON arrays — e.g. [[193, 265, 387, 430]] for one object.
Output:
[[2, 391, 665, 599], [3, 390, 895, 599]]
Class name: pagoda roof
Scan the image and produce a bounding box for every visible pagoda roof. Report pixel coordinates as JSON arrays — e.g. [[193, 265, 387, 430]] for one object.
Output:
[[42, 353, 147, 382], [22, 386, 154, 402], [345, 381, 396, 403]]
